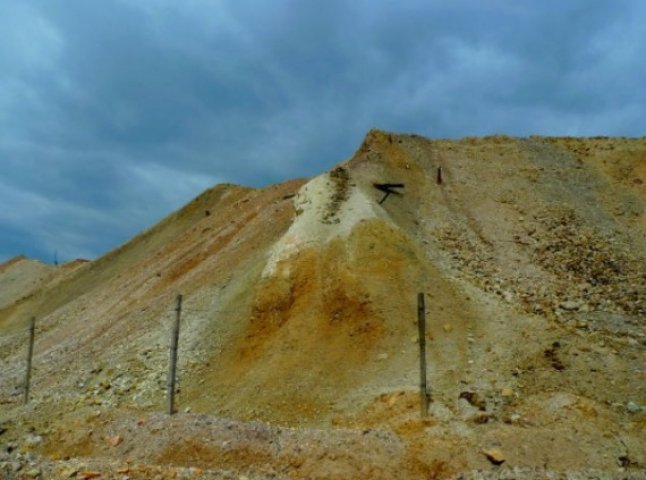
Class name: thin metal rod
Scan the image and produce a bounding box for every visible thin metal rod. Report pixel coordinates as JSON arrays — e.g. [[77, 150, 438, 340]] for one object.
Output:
[[24, 317, 36, 404], [167, 294, 182, 415], [417, 293, 429, 417]]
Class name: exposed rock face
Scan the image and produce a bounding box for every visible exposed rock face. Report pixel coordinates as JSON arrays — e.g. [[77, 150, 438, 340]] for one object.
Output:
[[0, 130, 644, 479]]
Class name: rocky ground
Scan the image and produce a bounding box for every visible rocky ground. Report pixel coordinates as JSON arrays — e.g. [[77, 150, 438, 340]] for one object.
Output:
[[1, 131, 644, 479]]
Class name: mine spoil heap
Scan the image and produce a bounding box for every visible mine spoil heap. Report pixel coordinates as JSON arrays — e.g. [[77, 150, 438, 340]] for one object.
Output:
[[1, 130, 645, 479]]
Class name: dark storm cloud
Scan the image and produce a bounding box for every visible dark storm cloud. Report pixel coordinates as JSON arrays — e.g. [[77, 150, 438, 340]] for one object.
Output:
[[1, 0, 644, 262]]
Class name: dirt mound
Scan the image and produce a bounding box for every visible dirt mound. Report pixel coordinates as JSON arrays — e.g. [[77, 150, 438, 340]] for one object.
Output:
[[0, 256, 57, 311], [0, 130, 644, 479]]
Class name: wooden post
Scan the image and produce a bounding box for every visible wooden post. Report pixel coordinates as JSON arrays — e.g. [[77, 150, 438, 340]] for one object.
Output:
[[167, 294, 182, 415], [417, 293, 429, 417], [24, 317, 36, 405]]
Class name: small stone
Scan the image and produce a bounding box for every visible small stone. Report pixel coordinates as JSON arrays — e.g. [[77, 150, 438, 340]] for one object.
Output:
[[473, 412, 490, 424], [24, 434, 42, 446], [26, 468, 41, 478], [108, 435, 122, 447], [377, 353, 389, 360], [483, 447, 505, 465], [442, 323, 453, 333], [184, 407, 191, 413], [459, 391, 486, 410], [559, 301, 580, 311], [625, 402, 641, 413], [58, 466, 79, 478], [501, 387, 514, 398]]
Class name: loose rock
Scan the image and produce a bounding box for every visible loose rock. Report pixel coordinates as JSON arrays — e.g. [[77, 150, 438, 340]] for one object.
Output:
[[80, 471, 102, 479], [559, 301, 581, 311], [501, 387, 514, 398], [483, 447, 505, 465], [625, 401, 641, 413]]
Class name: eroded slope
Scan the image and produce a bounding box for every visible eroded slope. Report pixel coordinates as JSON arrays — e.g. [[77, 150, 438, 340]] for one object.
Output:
[[0, 131, 644, 479]]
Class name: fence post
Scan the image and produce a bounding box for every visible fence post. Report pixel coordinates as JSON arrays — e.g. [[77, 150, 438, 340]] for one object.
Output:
[[167, 294, 182, 415], [24, 317, 36, 405], [417, 293, 429, 417]]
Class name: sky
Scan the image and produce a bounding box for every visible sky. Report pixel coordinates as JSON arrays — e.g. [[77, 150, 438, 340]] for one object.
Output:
[[1, 0, 644, 264]]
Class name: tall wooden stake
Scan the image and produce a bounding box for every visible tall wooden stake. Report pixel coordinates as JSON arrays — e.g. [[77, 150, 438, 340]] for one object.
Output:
[[24, 317, 36, 405], [417, 293, 429, 417], [167, 294, 182, 415]]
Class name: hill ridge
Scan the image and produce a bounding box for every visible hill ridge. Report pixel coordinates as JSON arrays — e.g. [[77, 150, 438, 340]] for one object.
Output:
[[0, 130, 644, 479]]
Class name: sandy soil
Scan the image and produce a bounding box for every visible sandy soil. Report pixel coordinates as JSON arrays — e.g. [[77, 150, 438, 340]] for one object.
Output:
[[0, 257, 56, 311], [0, 130, 644, 479]]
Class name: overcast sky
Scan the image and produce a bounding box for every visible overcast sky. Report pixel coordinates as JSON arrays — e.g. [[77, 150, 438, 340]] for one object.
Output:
[[1, 0, 644, 263]]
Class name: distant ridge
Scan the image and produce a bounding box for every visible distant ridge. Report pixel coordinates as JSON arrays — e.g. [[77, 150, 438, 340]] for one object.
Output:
[[0, 255, 28, 274]]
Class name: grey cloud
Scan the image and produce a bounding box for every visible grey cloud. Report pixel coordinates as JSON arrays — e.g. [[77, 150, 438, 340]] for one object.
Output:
[[1, 0, 644, 262]]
